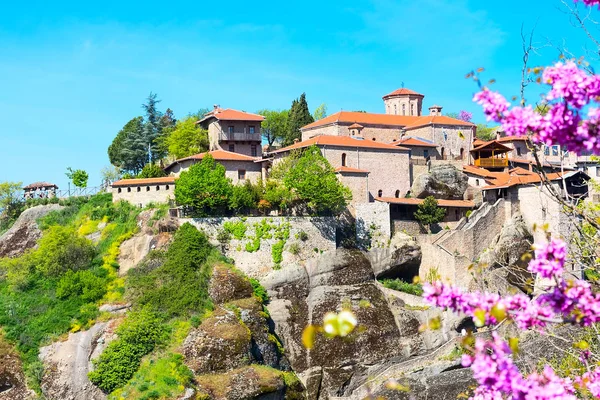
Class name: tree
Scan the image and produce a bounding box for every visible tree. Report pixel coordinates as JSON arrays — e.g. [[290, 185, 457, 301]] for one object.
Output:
[[0, 181, 23, 232], [174, 155, 233, 215], [229, 181, 259, 212], [284, 93, 314, 146], [283, 145, 351, 214], [108, 116, 148, 174], [313, 103, 327, 120], [257, 109, 289, 149], [137, 164, 166, 179], [66, 167, 89, 188], [476, 123, 497, 141], [164, 116, 209, 159], [413, 196, 445, 231], [100, 166, 121, 185], [141, 92, 167, 162]]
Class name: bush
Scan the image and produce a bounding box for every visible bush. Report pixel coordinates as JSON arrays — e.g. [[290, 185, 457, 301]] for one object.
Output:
[[88, 308, 168, 393], [288, 242, 300, 255], [127, 223, 214, 318], [56, 270, 107, 302], [249, 278, 269, 303], [223, 221, 247, 240], [229, 181, 259, 212], [379, 279, 423, 296], [137, 163, 166, 179], [296, 230, 308, 241], [34, 226, 95, 276], [272, 240, 285, 266]]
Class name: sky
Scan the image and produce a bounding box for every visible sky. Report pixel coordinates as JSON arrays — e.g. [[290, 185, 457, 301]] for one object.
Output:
[[1, 0, 599, 189]]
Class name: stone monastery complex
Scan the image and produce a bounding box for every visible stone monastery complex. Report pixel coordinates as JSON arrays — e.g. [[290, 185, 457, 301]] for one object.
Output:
[[110, 87, 594, 243]]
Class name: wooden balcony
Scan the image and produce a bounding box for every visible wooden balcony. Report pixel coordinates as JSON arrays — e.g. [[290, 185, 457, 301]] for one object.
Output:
[[474, 158, 508, 168], [218, 132, 261, 142]]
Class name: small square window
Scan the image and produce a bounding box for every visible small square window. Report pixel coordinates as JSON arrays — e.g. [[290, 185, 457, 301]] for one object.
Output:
[[517, 147, 522, 156], [229, 144, 235, 152], [544, 146, 550, 156], [552, 146, 559, 156], [251, 145, 257, 157], [249, 126, 255, 134], [423, 149, 429, 158], [238, 169, 246, 180], [228, 126, 234, 134]]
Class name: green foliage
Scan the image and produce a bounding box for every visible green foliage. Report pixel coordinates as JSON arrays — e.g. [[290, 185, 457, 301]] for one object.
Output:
[[313, 103, 327, 120], [475, 123, 496, 141], [101, 165, 122, 185], [88, 308, 169, 393], [271, 240, 285, 267], [245, 237, 261, 252], [263, 180, 294, 212], [249, 278, 269, 303], [284, 145, 352, 214], [257, 109, 289, 148], [223, 220, 247, 240], [288, 242, 300, 255], [229, 181, 259, 212], [56, 269, 107, 302], [0, 181, 24, 234], [216, 228, 231, 243], [414, 196, 446, 230], [108, 116, 148, 174], [174, 155, 233, 216], [66, 167, 89, 188], [137, 163, 166, 179], [164, 116, 209, 159], [296, 230, 308, 241], [127, 223, 215, 318], [34, 226, 95, 276], [284, 93, 314, 146], [379, 279, 423, 296]]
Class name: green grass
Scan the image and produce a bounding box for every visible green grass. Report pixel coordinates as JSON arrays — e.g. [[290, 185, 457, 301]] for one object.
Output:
[[379, 279, 424, 296]]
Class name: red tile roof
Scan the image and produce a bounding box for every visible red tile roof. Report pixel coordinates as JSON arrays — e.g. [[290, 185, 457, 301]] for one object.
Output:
[[269, 135, 410, 154], [348, 123, 364, 129], [391, 137, 438, 148], [470, 140, 512, 153], [112, 177, 176, 187], [376, 197, 475, 208], [382, 88, 424, 99], [497, 135, 530, 143], [462, 165, 501, 178], [174, 149, 258, 163], [482, 172, 565, 190], [335, 166, 369, 174], [301, 111, 474, 131], [198, 108, 265, 123]]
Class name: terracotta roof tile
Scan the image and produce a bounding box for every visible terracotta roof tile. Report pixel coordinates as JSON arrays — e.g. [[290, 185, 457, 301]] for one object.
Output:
[[112, 177, 176, 187], [497, 135, 530, 143], [198, 108, 265, 123], [391, 137, 438, 148], [382, 88, 424, 98], [348, 123, 364, 129], [335, 166, 369, 174], [301, 111, 474, 131], [470, 140, 512, 152], [375, 197, 475, 208], [269, 135, 410, 154], [482, 171, 565, 190], [462, 165, 501, 178], [164, 150, 260, 172]]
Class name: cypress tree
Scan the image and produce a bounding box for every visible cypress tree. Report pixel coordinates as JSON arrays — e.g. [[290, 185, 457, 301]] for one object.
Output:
[[284, 93, 314, 146]]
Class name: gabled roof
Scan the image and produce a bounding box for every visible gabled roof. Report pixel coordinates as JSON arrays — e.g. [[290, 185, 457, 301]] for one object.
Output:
[[164, 150, 259, 172], [382, 88, 424, 99], [509, 167, 536, 176], [301, 111, 475, 131], [470, 140, 512, 153], [23, 181, 58, 190], [462, 165, 501, 178], [348, 122, 364, 129], [482, 172, 565, 190], [376, 197, 475, 208], [497, 135, 530, 143], [112, 177, 176, 187], [391, 137, 438, 148], [335, 166, 369, 174], [198, 108, 265, 123], [268, 135, 410, 154]]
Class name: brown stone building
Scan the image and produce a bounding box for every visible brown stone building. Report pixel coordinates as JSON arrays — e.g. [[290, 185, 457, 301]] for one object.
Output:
[[300, 88, 476, 163], [268, 135, 411, 209], [111, 177, 176, 207], [198, 106, 265, 157]]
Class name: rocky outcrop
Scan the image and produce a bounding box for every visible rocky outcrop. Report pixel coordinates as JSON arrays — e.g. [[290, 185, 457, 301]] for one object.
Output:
[[0, 204, 62, 258], [367, 232, 422, 280], [0, 336, 35, 400], [39, 319, 120, 400], [411, 165, 468, 200], [476, 213, 533, 293]]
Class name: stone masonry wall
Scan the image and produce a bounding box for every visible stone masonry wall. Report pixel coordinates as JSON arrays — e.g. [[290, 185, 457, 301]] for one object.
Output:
[[355, 202, 391, 247], [183, 216, 336, 277], [167, 158, 262, 184], [111, 184, 174, 208], [408, 125, 474, 163]]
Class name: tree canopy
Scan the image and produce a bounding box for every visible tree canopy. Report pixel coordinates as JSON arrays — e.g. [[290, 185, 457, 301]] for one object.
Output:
[[137, 164, 166, 179], [164, 116, 209, 159], [313, 103, 327, 120], [108, 116, 148, 174], [258, 109, 289, 148], [284, 93, 314, 146], [66, 168, 89, 188], [413, 196, 446, 230]]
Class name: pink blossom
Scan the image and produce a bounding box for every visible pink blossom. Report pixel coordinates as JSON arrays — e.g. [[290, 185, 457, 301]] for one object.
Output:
[[574, 0, 600, 7], [528, 239, 567, 279], [473, 89, 510, 122], [459, 110, 473, 122], [501, 105, 542, 136], [543, 61, 600, 108], [576, 367, 600, 397]]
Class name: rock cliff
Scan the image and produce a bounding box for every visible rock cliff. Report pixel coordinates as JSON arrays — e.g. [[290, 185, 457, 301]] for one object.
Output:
[[411, 165, 468, 200]]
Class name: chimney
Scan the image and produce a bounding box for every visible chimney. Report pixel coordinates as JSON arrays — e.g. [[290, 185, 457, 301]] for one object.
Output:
[[213, 104, 220, 111], [294, 138, 299, 144], [428, 105, 443, 116]]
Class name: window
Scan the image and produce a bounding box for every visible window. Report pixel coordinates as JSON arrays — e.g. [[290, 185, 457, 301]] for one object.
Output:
[[249, 126, 255, 134], [476, 179, 480, 186], [127, 187, 131, 192], [166, 185, 170, 190], [402, 104, 406, 115], [378, 189, 383, 197], [460, 148, 464, 160], [395, 190, 400, 198], [137, 187, 141, 192], [596, 167, 600, 177], [238, 169, 246, 180], [517, 147, 522, 156], [423, 149, 429, 158], [146, 186, 150, 191], [394, 104, 397, 115], [441, 147, 445, 159], [228, 126, 234, 134], [341, 153, 347, 166], [156, 185, 160, 191], [251, 145, 257, 157], [552, 145, 559, 156], [372, 138, 376, 141], [229, 144, 235, 152], [118, 188, 122, 193], [410, 104, 414, 116], [544, 146, 550, 156], [443, 131, 448, 141]]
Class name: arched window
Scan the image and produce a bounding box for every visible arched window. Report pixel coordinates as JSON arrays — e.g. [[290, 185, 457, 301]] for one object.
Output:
[[137, 187, 141, 192], [378, 189, 383, 197], [127, 187, 131, 193], [460, 148, 465, 160], [341, 153, 347, 166], [156, 185, 160, 191], [118, 188, 122, 193], [476, 179, 480, 186], [372, 138, 376, 141], [395, 190, 400, 198], [166, 185, 170, 190], [394, 104, 397, 115], [402, 104, 406, 115], [441, 147, 445, 159], [146, 186, 150, 191]]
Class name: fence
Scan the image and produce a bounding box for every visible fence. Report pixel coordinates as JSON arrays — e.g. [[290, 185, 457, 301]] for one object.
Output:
[[22, 185, 107, 200]]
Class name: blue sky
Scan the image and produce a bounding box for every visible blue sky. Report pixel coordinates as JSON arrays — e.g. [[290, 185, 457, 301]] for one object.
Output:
[[0, 0, 598, 189]]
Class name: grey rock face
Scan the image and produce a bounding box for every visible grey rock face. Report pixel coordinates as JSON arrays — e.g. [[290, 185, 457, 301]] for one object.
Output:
[[368, 232, 422, 280], [0, 204, 62, 258], [411, 165, 468, 200]]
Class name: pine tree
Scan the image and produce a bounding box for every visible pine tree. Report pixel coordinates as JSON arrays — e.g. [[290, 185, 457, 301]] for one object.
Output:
[[141, 92, 165, 162], [284, 93, 314, 146]]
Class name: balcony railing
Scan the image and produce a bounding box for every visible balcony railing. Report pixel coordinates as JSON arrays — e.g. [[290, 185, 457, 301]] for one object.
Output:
[[219, 132, 261, 142], [474, 158, 508, 168]]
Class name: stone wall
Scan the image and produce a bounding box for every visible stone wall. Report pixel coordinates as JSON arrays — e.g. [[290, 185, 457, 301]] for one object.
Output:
[[183, 216, 337, 277], [408, 125, 474, 163], [166, 158, 262, 184], [207, 120, 262, 156], [111, 184, 174, 208], [355, 202, 391, 246]]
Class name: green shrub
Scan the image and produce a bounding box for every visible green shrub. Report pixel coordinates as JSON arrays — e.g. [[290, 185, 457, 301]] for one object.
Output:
[[245, 238, 261, 253], [56, 270, 107, 302], [296, 230, 308, 241], [288, 242, 300, 255], [379, 279, 423, 296], [223, 221, 247, 240], [229, 181, 259, 212], [127, 223, 214, 318], [34, 226, 95, 276], [272, 240, 285, 266], [88, 308, 168, 393], [137, 164, 166, 179], [249, 278, 269, 303], [216, 228, 231, 243]]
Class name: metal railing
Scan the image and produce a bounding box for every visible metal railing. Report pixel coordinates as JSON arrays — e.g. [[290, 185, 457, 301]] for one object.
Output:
[[474, 158, 508, 168], [22, 185, 107, 200]]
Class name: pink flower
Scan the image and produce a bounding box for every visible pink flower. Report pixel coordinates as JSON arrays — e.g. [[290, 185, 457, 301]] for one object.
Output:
[[473, 89, 510, 122], [528, 239, 567, 279], [543, 61, 600, 108], [576, 367, 600, 397], [501, 105, 542, 136]]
